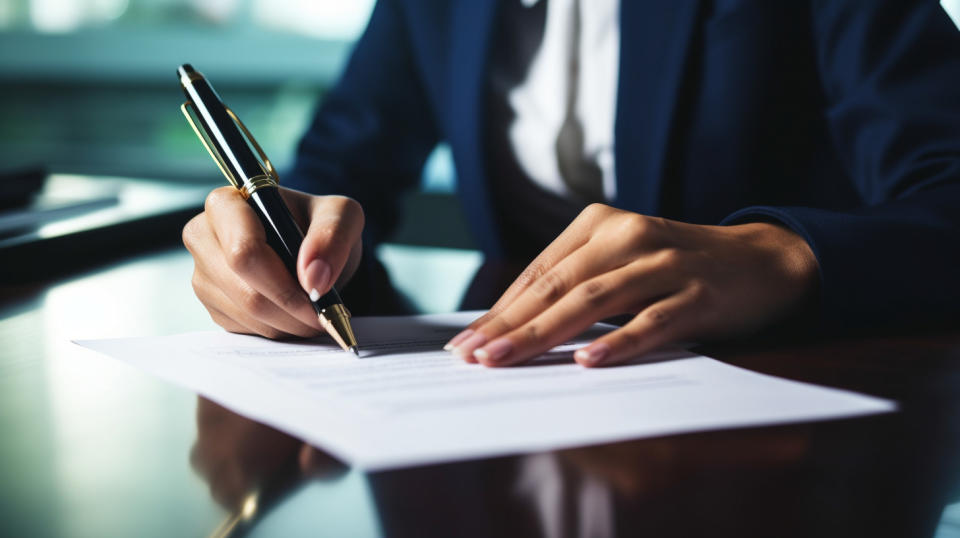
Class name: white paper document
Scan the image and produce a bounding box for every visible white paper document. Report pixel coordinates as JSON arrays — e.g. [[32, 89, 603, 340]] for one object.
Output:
[[76, 312, 895, 470]]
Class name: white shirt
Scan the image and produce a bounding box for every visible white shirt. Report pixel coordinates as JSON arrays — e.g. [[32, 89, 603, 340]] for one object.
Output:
[[507, 0, 620, 202]]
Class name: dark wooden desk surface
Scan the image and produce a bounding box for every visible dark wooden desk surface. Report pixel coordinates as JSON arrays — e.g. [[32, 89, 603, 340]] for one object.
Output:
[[3, 247, 960, 538]]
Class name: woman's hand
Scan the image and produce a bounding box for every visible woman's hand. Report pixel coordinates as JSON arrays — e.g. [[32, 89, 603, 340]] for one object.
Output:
[[191, 398, 344, 510], [445, 204, 819, 367], [191, 398, 303, 509], [182, 186, 364, 339]]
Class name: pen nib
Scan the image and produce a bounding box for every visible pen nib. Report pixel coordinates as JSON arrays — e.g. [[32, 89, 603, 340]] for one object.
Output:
[[350, 346, 359, 356], [316, 303, 358, 353]]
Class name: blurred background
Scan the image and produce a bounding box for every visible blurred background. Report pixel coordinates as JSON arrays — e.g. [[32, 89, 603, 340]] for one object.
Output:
[[1, 7, 958, 537], [0, 0, 463, 187], [0, 0, 957, 293], [0, 0, 471, 306], [0, 0, 370, 180], [1, 0, 957, 186]]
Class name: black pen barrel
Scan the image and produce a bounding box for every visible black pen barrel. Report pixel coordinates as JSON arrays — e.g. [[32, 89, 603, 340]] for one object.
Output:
[[247, 187, 301, 274], [179, 63, 348, 332], [178, 64, 265, 182], [247, 187, 344, 311]]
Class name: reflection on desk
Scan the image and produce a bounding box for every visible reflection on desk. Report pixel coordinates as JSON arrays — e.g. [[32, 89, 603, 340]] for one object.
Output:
[[3, 246, 960, 537], [190, 357, 960, 538]]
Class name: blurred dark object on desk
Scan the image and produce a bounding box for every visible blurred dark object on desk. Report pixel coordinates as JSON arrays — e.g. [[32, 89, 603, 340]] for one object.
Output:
[[0, 166, 48, 209], [0, 173, 210, 282]]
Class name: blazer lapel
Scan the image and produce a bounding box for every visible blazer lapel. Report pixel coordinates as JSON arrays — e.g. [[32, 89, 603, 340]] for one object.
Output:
[[614, 1, 703, 216], [449, 0, 501, 256]]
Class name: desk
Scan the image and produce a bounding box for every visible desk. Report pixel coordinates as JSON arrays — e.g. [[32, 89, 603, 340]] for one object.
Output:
[[3, 246, 960, 537]]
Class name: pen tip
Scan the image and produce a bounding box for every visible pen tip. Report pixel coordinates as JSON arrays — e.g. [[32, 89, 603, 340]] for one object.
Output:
[[350, 346, 359, 356]]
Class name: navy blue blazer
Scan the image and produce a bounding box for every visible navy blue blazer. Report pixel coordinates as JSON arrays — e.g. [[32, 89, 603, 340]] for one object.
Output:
[[286, 0, 960, 331]]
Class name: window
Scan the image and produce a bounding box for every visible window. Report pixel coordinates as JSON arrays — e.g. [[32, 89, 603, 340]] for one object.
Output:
[[1, 1, 956, 187], [0, 0, 374, 181], [1, 0, 374, 38]]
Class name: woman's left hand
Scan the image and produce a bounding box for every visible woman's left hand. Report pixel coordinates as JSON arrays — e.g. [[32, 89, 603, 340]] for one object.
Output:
[[444, 204, 819, 367]]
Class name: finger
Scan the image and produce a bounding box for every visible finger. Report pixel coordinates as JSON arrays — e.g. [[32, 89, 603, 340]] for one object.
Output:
[[456, 239, 624, 358], [189, 211, 319, 337], [298, 444, 348, 477], [445, 204, 611, 350], [485, 209, 600, 311], [186, 217, 262, 336], [190, 211, 323, 338], [204, 187, 324, 332], [296, 195, 365, 296], [190, 225, 319, 338], [574, 283, 707, 367], [470, 263, 681, 366], [194, 267, 313, 339], [205, 303, 253, 335]]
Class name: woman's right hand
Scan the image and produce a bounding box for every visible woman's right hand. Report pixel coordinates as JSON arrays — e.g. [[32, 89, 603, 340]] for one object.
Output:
[[182, 186, 365, 339]]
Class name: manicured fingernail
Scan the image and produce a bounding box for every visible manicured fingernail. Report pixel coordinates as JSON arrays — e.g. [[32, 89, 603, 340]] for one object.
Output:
[[443, 329, 474, 351], [304, 259, 331, 296], [453, 332, 487, 358], [474, 337, 513, 363], [575, 343, 611, 366]]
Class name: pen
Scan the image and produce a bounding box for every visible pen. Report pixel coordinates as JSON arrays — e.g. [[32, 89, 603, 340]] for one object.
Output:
[[178, 63, 358, 354]]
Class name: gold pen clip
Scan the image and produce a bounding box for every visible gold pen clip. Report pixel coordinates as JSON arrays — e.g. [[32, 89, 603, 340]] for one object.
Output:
[[225, 106, 279, 198], [182, 100, 279, 198], [225, 106, 278, 183], [181, 100, 239, 189]]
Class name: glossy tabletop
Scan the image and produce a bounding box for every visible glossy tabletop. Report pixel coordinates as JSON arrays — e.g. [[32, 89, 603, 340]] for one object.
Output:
[[3, 246, 960, 538]]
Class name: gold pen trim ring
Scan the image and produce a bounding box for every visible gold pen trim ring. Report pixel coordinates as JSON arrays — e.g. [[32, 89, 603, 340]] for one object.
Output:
[[239, 175, 279, 199], [225, 107, 278, 182]]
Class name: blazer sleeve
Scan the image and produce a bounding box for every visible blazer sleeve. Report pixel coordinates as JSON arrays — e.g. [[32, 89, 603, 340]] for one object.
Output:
[[285, 0, 439, 245], [723, 0, 960, 331], [283, 0, 439, 315]]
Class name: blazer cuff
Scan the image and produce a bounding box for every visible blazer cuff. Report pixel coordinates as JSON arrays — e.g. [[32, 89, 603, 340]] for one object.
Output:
[[720, 206, 828, 330], [721, 203, 959, 332]]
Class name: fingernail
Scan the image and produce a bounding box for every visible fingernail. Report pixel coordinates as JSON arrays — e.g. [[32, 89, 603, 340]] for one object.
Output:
[[574, 343, 611, 366], [474, 337, 513, 363], [443, 328, 474, 351], [453, 332, 487, 359], [304, 259, 331, 296]]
